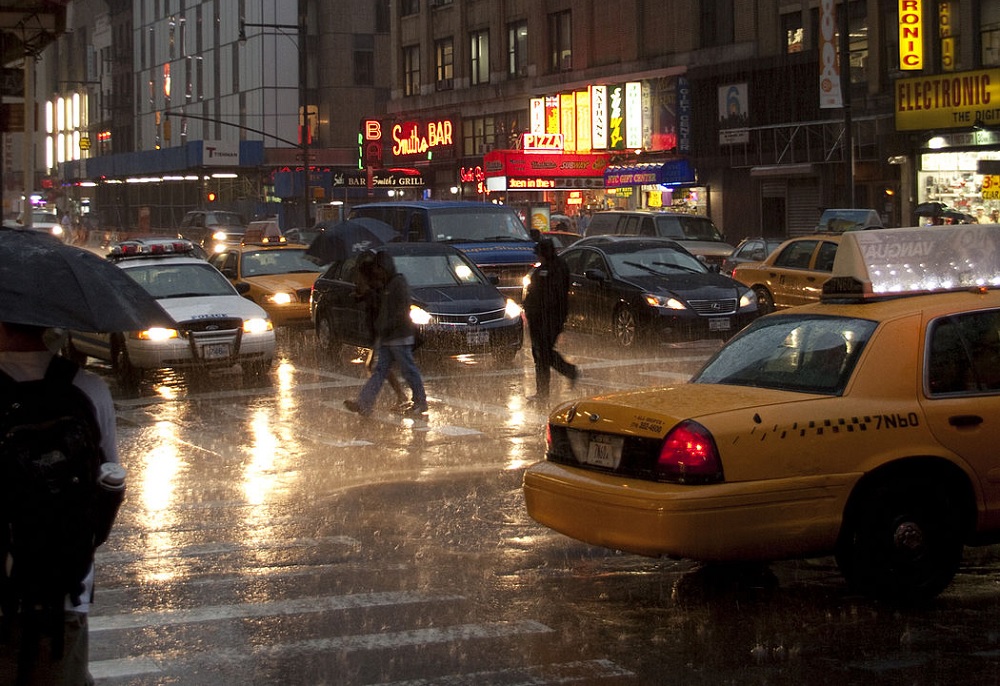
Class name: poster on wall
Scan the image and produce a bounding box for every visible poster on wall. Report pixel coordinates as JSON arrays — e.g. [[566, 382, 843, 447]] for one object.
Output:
[[819, 0, 843, 108], [718, 83, 749, 146]]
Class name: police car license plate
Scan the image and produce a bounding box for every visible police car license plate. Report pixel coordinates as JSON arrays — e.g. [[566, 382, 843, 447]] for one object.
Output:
[[708, 317, 731, 331], [583, 434, 624, 469], [467, 330, 489, 345], [202, 343, 231, 360]]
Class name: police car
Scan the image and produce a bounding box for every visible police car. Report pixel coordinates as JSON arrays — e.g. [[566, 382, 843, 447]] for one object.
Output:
[[523, 225, 1000, 603], [65, 238, 275, 387]]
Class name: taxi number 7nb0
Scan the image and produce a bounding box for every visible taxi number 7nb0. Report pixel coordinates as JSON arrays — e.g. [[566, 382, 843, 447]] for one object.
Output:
[[584, 434, 624, 469]]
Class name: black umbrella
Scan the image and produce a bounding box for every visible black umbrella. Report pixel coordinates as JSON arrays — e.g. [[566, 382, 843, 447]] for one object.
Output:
[[914, 201, 949, 217], [0, 227, 175, 332], [305, 218, 399, 265]]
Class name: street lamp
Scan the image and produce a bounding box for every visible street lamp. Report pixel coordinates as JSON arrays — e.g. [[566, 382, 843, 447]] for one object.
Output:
[[239, 0, 311, 225]]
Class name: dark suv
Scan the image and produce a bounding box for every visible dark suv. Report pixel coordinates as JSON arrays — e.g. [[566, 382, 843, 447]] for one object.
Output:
[[583, 210, 734, 271], [178, 209, 246, 252]]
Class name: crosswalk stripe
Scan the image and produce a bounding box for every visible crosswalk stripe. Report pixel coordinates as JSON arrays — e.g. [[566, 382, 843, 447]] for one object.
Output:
[[89, 590, 461, 632], [375, 658, 635, 685]]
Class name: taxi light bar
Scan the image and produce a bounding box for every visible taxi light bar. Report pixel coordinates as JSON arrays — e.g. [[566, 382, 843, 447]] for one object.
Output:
[[825, 225, 1000, 302]]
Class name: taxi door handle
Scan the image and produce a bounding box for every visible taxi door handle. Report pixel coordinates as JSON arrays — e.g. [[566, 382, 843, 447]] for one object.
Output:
[[949, 414, 983, 427]]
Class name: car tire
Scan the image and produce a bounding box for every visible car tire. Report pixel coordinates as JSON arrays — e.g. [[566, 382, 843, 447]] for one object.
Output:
[[835, 474, 966, 604], [316, 313, 339, 354], [111, 336, 142, 390], [753, 286, 775, 315], [62, 335, 87, 366], [612, 305, 638, 348]]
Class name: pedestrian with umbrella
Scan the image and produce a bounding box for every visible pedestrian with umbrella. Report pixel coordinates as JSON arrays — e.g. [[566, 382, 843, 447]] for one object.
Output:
[[305, 217, 399, 265], [0, 226, 172, 684]]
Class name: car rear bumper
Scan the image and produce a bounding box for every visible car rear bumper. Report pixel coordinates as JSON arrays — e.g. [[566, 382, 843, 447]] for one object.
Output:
[[522, 460, 853, 561]]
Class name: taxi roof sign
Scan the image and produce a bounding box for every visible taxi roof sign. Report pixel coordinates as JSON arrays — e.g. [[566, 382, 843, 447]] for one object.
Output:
[[826, 225, 1000, 300]]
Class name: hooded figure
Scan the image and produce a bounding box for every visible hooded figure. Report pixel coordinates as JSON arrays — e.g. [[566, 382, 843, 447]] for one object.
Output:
[[523, 238, 578, 401]]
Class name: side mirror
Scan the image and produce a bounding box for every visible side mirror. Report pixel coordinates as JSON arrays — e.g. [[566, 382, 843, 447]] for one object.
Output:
[[222, 268, 237, 279], [584, 268, 607, 282], [234, 282, 251, 295]]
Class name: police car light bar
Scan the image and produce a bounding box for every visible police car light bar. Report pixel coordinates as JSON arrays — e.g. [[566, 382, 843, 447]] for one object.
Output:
[[825, 225, 1000, 300]]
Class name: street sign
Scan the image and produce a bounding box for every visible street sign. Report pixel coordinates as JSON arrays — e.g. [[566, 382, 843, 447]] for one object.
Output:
[[0, 68, 23, 97]]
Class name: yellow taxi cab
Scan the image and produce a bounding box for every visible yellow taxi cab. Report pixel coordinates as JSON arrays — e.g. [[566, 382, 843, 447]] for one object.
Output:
[[208, 240, 324, 327], [732, 233, 842, 313], [523, 224, 1000, 604]]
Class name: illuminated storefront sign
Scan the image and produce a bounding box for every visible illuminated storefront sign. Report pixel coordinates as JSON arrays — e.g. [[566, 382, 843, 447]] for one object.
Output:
[[625, 82, 642, 149], [560, 93, 576, 151], [331, 167, 425, 188], [530, 98, 545, 134], [575, 90, 592, 153], [391, 119, 454, 156], [591, 85, 608, 150], [483, 149, 610, 191], [899, 0, 924, 70], [609, 84, 625, 150], [509, 178, 557, 189], [545, 96, 560, 134], [895, 68, 1000, 130], [522, 133, 564, 151]]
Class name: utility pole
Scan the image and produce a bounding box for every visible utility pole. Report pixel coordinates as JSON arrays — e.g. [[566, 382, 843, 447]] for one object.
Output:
[[840, 0, 856, 208], [299, 0, 310, 226]]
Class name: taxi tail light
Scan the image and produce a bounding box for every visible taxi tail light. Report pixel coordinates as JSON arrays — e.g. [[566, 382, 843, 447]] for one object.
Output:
[[656, 420, 723, 484]]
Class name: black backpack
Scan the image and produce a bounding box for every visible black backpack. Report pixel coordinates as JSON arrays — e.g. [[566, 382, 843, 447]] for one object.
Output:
[[0, 355, 106, 654]]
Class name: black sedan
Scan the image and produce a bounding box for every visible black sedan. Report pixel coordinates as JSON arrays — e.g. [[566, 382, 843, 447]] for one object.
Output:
[[550, 237, 761, 347], [310, 242, 524, 364]]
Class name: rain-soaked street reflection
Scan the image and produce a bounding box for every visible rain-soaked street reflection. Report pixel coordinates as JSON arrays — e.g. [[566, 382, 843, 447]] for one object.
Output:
[[84, 328, 1000, 685]]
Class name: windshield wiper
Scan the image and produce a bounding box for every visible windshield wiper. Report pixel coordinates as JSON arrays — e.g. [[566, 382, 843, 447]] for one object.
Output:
[[651, 261, 703, 274], [622, 260, 668, 276]]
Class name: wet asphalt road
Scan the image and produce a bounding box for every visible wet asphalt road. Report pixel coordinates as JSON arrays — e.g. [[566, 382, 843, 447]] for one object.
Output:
[[84, 328, 1000, 685]]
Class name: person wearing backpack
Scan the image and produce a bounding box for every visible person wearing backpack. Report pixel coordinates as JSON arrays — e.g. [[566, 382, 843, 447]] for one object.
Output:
[[0, 321, 124, 686]]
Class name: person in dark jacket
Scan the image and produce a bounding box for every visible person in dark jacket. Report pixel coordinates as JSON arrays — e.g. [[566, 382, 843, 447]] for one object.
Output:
[[352, 252, 407, 408], [344, 251, 427, 417], [523, 238, 578, 402]]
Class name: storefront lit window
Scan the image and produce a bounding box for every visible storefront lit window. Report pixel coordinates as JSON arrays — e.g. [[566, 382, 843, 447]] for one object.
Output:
[[403, 45, 420, 96], [548, 11, 571, 73], [508, 21, 527, 78], [435, 37, 454, 91], [981, 0, 1000, 66], [470, 30, 489, 86]]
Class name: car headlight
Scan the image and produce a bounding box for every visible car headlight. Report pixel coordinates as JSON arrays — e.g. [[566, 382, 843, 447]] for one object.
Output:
[[739, 290, 758, 309], [212, 230, 228, 242], [52, 226, 64, 237], [644, 293, 686, 310], [266, 292, 294, 305], [410, 305, 432, 326], [504, 299, 523, 319], [134, 327, 179, 341], [243, 317, 273, 334]]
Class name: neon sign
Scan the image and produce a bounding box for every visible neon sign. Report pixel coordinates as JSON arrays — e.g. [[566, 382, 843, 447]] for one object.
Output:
[[391, 120, 454, 156]]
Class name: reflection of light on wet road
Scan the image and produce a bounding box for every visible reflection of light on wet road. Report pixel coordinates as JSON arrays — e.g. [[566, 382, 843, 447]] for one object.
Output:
[[244, 409, 279, 507], [136, 420, 182, 583], [505, 436, 534, 470]]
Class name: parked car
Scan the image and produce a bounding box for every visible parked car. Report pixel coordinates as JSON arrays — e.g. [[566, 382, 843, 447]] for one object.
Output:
[[732, 234, 843, 313], [531, 236, 759, 347], [208, 242, 324, 327], [582, 209, 734, 271], [178, 209, 247, 253], [348, 201, 537, 301], [65, 238, 274, 388], [310, 242, 524, 365], [721, 236, 785, 278], [524, 224, 1000, 604]]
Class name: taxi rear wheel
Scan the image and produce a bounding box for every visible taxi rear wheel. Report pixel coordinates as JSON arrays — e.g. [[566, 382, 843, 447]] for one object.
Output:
[[836, 475, 965, 604], [753, 286, 775, 315], [612, 305, 638, 348]]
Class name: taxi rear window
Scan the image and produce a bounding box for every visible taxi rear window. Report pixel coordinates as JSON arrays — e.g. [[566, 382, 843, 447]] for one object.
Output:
[[693, 315, 878, 395]]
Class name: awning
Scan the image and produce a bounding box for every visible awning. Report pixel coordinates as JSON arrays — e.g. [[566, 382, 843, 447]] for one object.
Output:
[[603, 159, 695, 189]]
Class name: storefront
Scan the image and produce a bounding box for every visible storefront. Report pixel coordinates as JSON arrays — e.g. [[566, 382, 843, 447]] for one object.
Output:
[[602, 158, 708, 215], [897, 67, 1000, 223]]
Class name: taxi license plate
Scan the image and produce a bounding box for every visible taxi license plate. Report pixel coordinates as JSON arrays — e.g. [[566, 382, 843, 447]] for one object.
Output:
[[467, 330, 489, 345], [583, 435, 624, 469], [708, 317, 731, 331], [202, 343, 231, 360]]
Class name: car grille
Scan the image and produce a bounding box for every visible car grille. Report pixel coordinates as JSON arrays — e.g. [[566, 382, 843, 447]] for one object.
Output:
[[547, 425, 668, 481], [434, 308, 507, 325], [687, 298, 737, 316], [296, 287, 312, 304]]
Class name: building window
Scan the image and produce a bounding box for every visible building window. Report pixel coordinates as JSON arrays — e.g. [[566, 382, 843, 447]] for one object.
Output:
[[508, 20, 527, 77], [403, 45, 420, 96], [848, 1, 868, 84], [700, 0, 734, 48], [549, 11, 572, 72], [470, 29, 489, 85], [436, 37, 454, 91], [781, 11, 804, 53], [400, 0, 419, 17], [462, 115, 496, 156], [354, 34, 375, 86], [940, 1, 959, 71], [983, 0, 1000, 65]]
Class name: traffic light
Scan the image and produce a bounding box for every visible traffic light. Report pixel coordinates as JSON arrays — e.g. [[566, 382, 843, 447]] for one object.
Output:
[[206, 191, 217, 203]]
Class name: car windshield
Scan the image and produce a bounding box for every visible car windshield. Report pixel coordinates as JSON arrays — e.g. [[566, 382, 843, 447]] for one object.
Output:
[[608, 247, 708, 277], [393, 253, 489, 287], [209, 212, 245, 227], [125, 263, 238, 299], [430, 210, 531, 243], [693, 315, 878, 395], [240, 249, 323, 277], [654, 215, 724, 242]]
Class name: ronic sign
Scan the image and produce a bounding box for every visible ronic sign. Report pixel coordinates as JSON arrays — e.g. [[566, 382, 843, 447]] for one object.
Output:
[[899, 0, 924, 70]]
